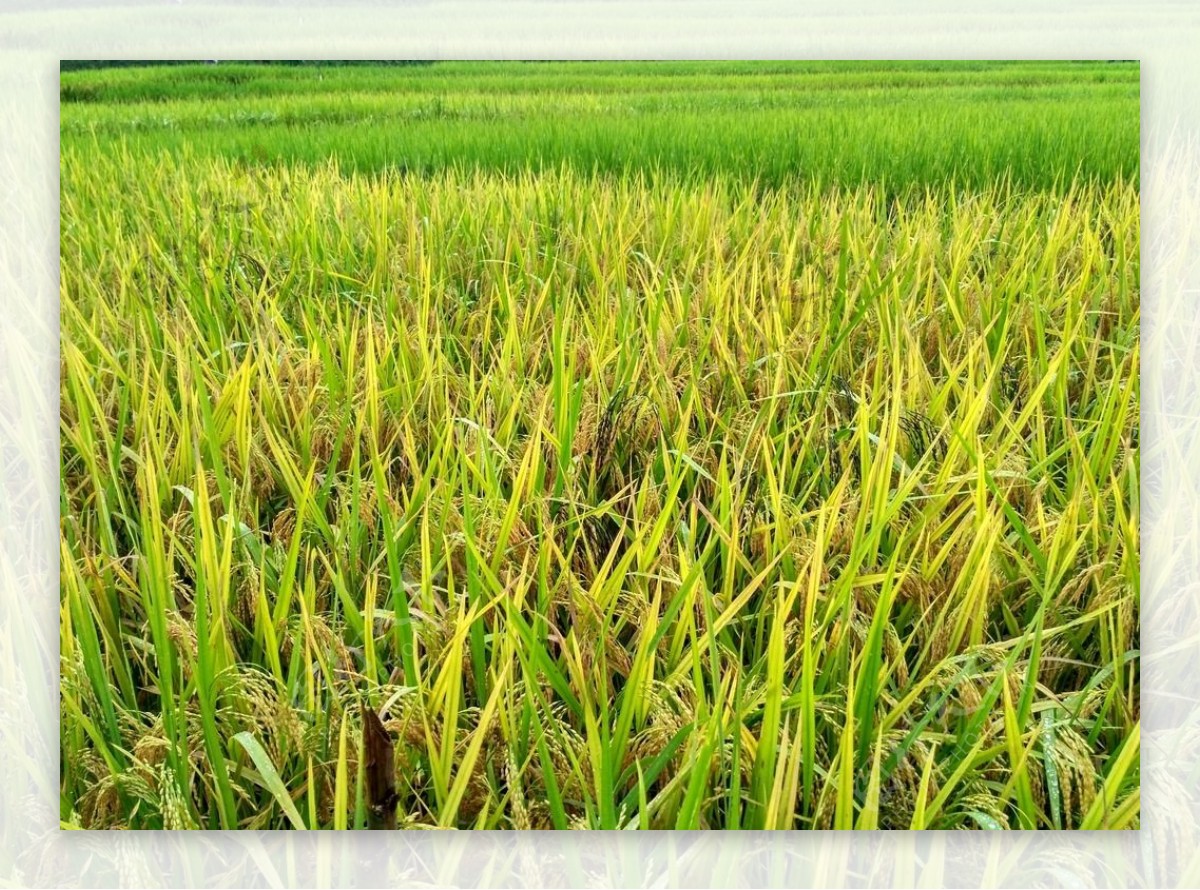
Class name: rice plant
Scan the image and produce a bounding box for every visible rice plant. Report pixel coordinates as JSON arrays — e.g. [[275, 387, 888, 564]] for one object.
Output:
[[59, 61, 1139, 830]]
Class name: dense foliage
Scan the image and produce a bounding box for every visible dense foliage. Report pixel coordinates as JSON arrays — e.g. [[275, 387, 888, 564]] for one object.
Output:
[[60, 61, 1139, 830]]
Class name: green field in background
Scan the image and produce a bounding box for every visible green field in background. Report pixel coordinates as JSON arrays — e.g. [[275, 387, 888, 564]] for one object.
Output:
[[60, 60, 1139, 190]]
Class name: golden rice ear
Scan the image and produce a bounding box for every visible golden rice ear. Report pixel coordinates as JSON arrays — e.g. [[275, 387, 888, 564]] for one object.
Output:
[[361, 702, 398, 830]]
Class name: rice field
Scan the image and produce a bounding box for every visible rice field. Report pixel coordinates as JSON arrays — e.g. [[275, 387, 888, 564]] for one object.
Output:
[[59, 61, 1140, 830]]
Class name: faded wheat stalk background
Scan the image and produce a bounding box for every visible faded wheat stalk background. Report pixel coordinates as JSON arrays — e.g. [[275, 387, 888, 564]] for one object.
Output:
[[1, 1, 1197, 886]]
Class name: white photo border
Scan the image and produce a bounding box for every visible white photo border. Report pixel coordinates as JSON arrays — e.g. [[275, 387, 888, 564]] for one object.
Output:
[[3, 3, 1190, 886]]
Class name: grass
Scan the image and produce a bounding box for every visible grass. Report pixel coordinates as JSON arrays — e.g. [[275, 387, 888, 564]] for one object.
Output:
[[59, 61, 1139, 830], [59, 60, 1139, 191]]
